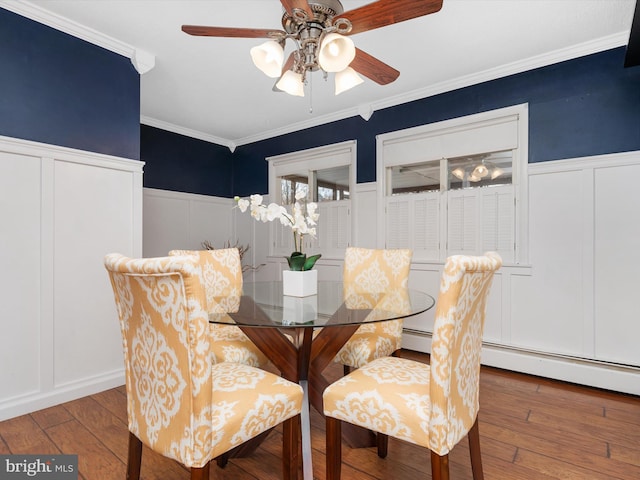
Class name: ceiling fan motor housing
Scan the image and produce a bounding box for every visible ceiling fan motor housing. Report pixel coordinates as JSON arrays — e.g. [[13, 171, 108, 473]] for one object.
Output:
[[281, 0, 349, 74]]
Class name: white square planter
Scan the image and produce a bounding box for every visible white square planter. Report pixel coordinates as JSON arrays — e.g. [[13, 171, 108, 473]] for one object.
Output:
[[282, 295, 318, 325], [282, 269, 317, 297]]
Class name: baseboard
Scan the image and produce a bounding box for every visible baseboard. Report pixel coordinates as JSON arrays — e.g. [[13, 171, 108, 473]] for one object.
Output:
[[0, 370, 125, 422], [402, 330, 640, 396]]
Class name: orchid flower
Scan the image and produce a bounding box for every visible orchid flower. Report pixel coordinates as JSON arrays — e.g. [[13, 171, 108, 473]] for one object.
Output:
[[235, 193, 321, 270]]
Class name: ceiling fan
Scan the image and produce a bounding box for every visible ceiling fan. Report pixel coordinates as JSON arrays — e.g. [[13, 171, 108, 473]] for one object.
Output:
[[182, 0, 443, 96]]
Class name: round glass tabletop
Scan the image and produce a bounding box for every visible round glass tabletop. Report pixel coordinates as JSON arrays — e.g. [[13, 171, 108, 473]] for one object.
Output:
[[208, 281, 435, 328]]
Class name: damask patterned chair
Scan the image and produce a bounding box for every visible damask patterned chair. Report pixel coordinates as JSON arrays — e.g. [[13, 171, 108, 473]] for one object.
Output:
[[104, 253, 303, 480], [323, 252, 502, 480], [335, 247, 412, 372], [168, 248, 268, 367]]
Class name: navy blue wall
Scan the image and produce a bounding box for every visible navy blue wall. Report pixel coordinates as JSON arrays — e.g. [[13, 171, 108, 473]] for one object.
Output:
[[5, 5, 637, 197], [231, 47, 640, 196], [0, 8, 140, 159], [141, 125, 234, 196]]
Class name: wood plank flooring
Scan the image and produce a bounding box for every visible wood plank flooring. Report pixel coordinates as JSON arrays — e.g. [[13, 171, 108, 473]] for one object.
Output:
[[1, 350, 639, 479]]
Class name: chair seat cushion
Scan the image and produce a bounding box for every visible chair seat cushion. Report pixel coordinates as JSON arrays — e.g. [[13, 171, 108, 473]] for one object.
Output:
[[333, 319, 403, 368], [323, 356, 431, 449], [209, 362, 303, 458]]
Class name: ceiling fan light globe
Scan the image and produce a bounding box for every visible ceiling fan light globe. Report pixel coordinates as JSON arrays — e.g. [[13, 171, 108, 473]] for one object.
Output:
[[335, 67, 364, 95], [472, 164, 489, 178], [250, 40, 284, 78], [451, 167, 465, 180], [319, 33, 356, 72], [491, 166, 504, 180], [276, 70, 305, 97]]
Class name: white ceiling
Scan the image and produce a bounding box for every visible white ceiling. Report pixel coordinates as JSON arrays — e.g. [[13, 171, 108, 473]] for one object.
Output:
[[9, 0, 636, 149]]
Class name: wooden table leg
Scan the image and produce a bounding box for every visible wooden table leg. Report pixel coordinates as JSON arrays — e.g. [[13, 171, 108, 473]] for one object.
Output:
[[223, 297, 379, 468], [307, 324, 378, 449], [236, 323, 316, 479]]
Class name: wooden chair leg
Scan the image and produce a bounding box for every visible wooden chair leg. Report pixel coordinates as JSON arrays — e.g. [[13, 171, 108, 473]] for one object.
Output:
[[430, 450, 450, 480], [468, 417, 484, 480], [215, 454, 228, 468], [189, 462, 210, 480], [326, 416, 342, 480], [127, 432, 142, 480], [282, 415, 300, 480], [376, 433, 388, 458]]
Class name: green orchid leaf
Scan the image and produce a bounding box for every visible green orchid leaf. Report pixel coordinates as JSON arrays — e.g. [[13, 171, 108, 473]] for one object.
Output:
[[302, 254, 322, 271], [287, 252, 306, 271]]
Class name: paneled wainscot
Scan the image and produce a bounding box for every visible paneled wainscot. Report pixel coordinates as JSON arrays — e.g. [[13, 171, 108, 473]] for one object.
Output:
[[0, 135, 143, 421]]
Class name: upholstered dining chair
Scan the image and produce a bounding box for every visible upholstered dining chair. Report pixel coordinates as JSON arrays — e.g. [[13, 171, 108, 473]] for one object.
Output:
[[323, 252, 502, 480], [335, 247, 412, 373], [168, 248, 268, 367], [104, 253, 303, 480]]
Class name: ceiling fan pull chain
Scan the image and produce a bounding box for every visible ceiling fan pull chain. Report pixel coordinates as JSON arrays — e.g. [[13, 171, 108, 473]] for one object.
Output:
[[308, 73, 313, 114]]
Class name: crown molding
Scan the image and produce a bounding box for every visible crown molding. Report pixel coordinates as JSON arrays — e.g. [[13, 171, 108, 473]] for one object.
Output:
[[369, 31, 630, 114], [142, 31, 629, 149], [233, 105, 363, 147], [229, 32, 629, 147], [140, 116, 236, 152], [11, 0, 624, 149], [142, 105, 367, 151], [0, 0, 155, 74]]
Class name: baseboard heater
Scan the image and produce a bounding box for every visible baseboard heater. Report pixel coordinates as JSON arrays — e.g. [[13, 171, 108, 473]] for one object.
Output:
[[402, 328, 640, 373]]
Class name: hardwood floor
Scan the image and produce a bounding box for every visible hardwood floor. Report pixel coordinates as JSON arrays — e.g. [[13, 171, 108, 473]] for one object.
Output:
[[1, 350, 639, 479]]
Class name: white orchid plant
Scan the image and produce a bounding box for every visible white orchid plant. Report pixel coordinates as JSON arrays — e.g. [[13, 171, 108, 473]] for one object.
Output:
[[235, 192, 321, 271]]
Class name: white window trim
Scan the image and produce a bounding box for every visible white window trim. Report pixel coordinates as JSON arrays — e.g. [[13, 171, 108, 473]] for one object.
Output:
[[267, 140, 357, 259], [376, 104, 529, 265]]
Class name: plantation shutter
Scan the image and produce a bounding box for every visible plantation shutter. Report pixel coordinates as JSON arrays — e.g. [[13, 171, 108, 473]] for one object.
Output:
[[447, 190, 478, 254], [386, 193, 439, 260], [316, 201, 350, 256], [413, 193, 440, 260], [481, 185, 515, 262], [386, 197, 410, 249]]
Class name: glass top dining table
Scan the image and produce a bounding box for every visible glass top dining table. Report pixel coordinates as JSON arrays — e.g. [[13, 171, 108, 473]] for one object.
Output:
[[209, 280, 435, 328], [208, 281, 435, 480]]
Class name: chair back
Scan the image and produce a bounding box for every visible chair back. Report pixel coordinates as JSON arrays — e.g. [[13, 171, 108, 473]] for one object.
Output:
[[428, 252, 502, 455], [343, 247, 412, 297], [168, 248, 242, 312], [104, 253, 213, 467]]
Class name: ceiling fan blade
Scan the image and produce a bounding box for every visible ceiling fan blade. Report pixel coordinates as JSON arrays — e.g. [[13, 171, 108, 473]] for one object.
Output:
[[280, 0, 314, 18], [337, 0, 443, 36], [350, 48, 399, 85], [182, 25, 285, 39]]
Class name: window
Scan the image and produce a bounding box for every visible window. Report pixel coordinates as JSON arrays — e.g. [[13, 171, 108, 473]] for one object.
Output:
[[268, 141, 356, 259], [448, 151, 513, 189], [280, 165, 350, 205], [279, 174, 308, 205], [378, 104, 528, 264], [315, 165, 350, 202], [390, 161, 440, 194]]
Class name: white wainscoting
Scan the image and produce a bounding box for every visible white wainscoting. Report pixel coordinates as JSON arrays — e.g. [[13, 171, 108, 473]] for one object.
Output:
[[141, 152, 640, 396], [0, 135, 143, 421], [143, 188, 235, 257], [404, 151, 640, 395]]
